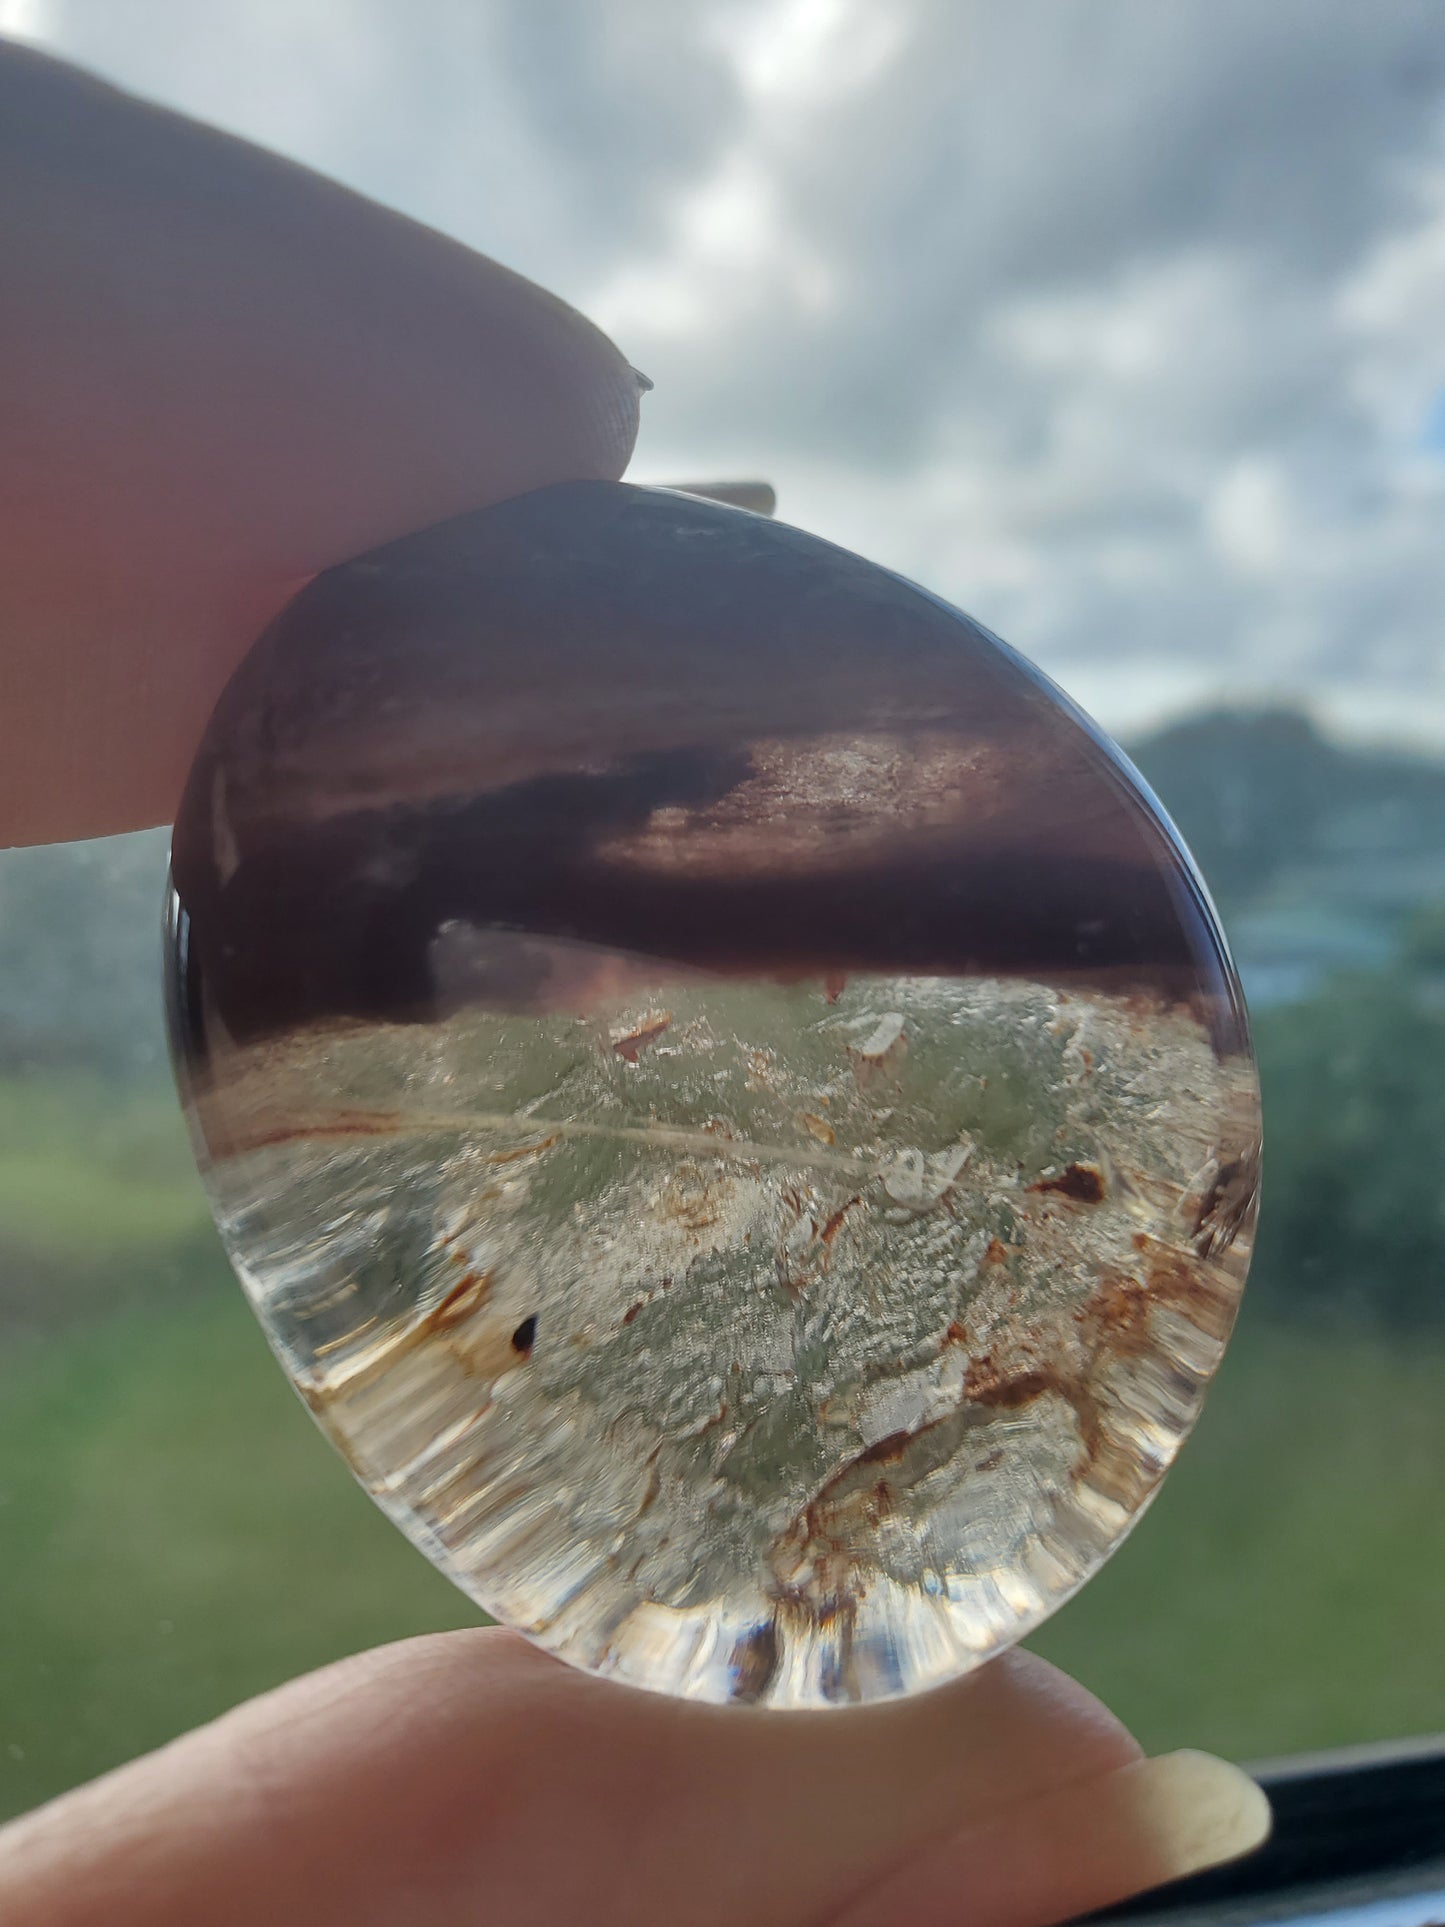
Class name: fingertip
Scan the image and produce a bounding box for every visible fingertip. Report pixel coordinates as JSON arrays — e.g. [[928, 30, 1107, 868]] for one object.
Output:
[[539, 310, 646, 492]]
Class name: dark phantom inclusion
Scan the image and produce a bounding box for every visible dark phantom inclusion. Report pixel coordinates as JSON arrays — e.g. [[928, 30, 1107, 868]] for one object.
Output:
[[168, 482, 1260, 1707]]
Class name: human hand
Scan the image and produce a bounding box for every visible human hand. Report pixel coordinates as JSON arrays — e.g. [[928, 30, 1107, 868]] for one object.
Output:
[[0, 41, 1270, 1925]]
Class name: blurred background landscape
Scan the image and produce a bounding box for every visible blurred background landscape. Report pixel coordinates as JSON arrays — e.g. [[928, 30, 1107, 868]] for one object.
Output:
[[3, 0, 1444, 1821]]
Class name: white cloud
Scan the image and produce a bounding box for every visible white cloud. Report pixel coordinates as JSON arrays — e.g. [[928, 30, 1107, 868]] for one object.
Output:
[[0, 0, 49, 38], [587, 0, 904, 342], [1338, 128, 1445, 446], [725, 0, 905, 108], [588, 143, 835, 341], [1206, 460, 1296, 578]]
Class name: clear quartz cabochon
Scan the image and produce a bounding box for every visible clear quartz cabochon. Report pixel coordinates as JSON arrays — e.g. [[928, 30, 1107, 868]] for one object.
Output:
[[166, 482, 1260, 1707]]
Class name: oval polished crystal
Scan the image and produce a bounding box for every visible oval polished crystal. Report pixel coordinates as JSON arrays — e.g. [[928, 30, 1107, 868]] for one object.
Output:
[[167, 482, 1260, 1706]]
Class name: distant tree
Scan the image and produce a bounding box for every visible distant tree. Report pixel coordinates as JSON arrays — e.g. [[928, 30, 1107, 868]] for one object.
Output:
[[1249, 968, 1445, 1329], [1401, 898, 1445, 976], [0, 830, 171, 1078], [1127, 708, 1343, 913], [1127, 707, 1445, 923]]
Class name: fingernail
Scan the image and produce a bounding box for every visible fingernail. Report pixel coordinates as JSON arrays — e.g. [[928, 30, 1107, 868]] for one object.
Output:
[[827, 1747, 1271, 1926], [1103, 1750, 1272, 1885]]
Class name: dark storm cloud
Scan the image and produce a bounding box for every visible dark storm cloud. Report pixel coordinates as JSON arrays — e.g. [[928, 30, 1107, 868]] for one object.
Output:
[[23, 0, 1445, 740]]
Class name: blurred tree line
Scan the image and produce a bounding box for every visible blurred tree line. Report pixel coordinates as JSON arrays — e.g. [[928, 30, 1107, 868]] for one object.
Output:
[[1130, 708, 1445, 1330], [0, 829, 170, 1080], [1250, 944, 1445, 1328]]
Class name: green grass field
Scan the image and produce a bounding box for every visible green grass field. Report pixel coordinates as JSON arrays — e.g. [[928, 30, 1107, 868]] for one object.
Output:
[[1, 1075, 1443, 1821]]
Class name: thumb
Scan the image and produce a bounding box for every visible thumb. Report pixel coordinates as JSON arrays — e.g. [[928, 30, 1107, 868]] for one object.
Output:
[[0, 1628, 1268, 1926]]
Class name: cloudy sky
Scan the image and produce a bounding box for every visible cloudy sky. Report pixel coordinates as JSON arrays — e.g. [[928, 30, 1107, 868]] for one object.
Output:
[[7, 0, 1445, 746]]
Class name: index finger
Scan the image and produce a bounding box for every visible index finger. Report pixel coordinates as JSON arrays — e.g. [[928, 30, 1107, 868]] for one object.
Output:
[[0, 40, 642, 845]]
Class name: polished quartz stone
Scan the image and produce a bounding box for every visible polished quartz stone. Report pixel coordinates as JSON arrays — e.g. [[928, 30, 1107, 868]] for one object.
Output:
[[167, 482, 1260, 1706]]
